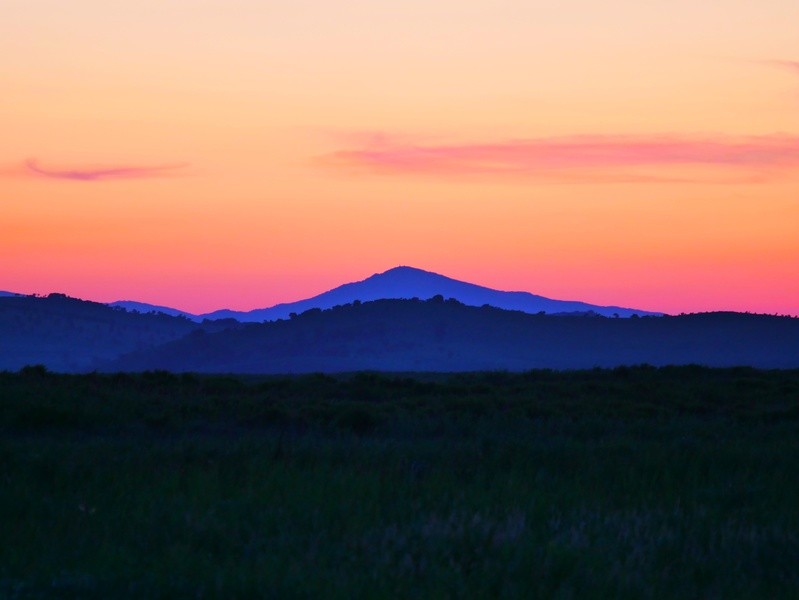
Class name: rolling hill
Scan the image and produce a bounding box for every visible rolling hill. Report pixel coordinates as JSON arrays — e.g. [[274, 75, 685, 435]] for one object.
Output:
[[106, 298, 799, 373], [0, 293, 237, 372], [6, 286, 794, 374]]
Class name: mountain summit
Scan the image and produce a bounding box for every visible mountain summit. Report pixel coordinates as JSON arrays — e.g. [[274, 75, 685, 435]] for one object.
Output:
[[199, 266, 661, 322]]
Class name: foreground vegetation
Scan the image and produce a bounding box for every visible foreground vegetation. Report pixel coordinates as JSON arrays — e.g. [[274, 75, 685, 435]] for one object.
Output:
[[2, 366, 799, 598]]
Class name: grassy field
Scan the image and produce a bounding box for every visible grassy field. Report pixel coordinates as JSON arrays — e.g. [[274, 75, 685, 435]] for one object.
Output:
[[2, 366, 799, 598]]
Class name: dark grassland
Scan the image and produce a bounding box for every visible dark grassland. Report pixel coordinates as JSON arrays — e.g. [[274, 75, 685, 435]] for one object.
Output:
[[2, 366, 799, 598]]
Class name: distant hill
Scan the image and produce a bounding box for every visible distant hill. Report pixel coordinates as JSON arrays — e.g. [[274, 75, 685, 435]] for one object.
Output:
[[199, 266, 661, 321], [0, 291, 19, 297], [107, 300, 200, 321], [106, 298, 799, 373], [0, 293, 237, 372]]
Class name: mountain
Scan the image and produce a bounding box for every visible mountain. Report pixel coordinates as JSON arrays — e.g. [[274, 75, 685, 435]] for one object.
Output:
[[199, 266, 661, 321], [6, 292, 796, 373], [107, 300, 200, 321], [0, 293, 237, 372], [0, 291, 19, 297], [106, 298, 799, 373]]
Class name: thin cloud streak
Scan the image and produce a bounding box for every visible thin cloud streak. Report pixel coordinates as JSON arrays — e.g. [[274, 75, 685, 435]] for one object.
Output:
[[24, 159, 188, 181], [323, 134, 799, 183], [761, 59, 799, 75]]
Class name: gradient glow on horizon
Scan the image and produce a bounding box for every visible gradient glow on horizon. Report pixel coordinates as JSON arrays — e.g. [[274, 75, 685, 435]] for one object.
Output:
[[1, 0, 798, 315]]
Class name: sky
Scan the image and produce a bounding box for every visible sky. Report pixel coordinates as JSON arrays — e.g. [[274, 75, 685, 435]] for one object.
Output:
[[1, 0, 798, 315]]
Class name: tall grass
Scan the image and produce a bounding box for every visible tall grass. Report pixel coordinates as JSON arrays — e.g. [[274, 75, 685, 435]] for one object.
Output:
[[2, 367, 799, 597]]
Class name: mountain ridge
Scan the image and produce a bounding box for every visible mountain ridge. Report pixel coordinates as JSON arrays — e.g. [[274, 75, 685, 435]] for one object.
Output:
[[198, 266, 662, 321], [6, 267, 663, 321]]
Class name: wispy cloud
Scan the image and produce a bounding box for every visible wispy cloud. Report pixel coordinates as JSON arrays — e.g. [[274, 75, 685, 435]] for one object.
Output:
[[321, 134, 799, 183], [761, 59, 799, 75], [23, 159, 188, 181]]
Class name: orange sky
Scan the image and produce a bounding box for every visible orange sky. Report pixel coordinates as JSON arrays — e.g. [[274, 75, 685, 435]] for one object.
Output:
[[1, 1, 798, 315]]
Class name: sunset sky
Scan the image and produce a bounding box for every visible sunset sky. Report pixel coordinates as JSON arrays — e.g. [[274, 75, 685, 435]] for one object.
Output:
[[2, 0, 798, 315]]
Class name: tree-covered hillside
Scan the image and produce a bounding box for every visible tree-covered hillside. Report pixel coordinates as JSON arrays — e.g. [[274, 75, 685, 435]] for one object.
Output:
[[0, 294, 237, 371], [108, 297, 799, 372]]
